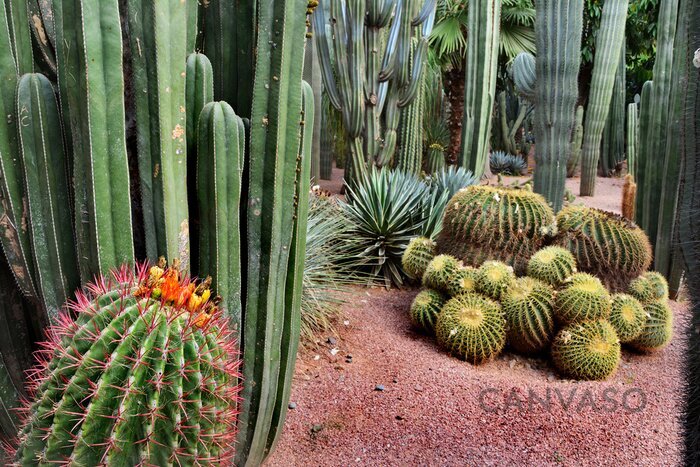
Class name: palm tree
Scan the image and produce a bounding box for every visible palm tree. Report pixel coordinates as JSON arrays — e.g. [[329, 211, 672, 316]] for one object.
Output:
[[429, 0, 536, 161]]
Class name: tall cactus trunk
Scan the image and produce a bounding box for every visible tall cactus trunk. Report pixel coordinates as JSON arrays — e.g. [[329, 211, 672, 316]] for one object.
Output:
[[397, 49, 426, 176], [636, 0, 680, 246], [304, 24, 323, 182], [459, 0, 500, 178], [4, 0, 33, 74], [579, 0, 628, 196], [319, 92, 334, 180], [600, 43, 627, 177], [16, 73, 79, 322], [635, 80, 654, 221], [54, 0, 134, 281], [627, 102, 638, 179], [680, 0, 700, 462], [566, 105, 585, 177], [235, 1, 309, 464], [127, 0, 189, 268], [0, 4, 37, 298], [533, 0, 584, 212]]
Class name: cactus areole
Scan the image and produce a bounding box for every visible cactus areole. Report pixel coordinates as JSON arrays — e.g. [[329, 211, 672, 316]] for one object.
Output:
[[10, 261, 242, 466]]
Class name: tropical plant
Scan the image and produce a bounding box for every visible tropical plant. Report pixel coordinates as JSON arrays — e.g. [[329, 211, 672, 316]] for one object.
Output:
[[342, 168, 448, 287], [489, 151, 527, 175]]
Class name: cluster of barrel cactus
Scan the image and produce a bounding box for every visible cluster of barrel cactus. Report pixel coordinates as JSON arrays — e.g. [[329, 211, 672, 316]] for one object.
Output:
[[0, 1, 316, 464], [402, 193, 674, 380]]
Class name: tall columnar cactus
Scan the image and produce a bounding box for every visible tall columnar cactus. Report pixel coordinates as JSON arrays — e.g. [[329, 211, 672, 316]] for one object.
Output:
[[127, 0, 189, 268], [5, 0, 33, 74], [196, 101, 244, 326], [459, 0, 501, 178], [680, 0, 700, 462], [319, 93, 334, 179], [636, 0, 680, 247], [303, 24, 323, 181], [0, 4, 36, 297], [579, 0, 629, 196], [397, 51, 426, 176], [235, 1, 312, 463], [566, 105, 585, 177], [532, 0, 584, 212], [200, 0, 256, 118], [627, 102, 638, 179], [11, 265, 242, 466], [600, 44, 627, 177], [54, 0, 134, 280], [635, 80, 654, 220], [512, 52, 536, 102], [313, 0, 436, 181], [16, 73, 79, 321]]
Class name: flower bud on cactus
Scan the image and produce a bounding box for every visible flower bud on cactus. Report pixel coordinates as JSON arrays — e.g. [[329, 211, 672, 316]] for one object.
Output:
[[552, 319, 621, 381], [554, 205, 652, 291], [526, 246, 577, 287], [435, 293, 506, 364], [609, 293, 646, 343], [422, 254, 461, 293], [629, 300, 673, 352], [438, 185, 556, 273], [409, 289, 447, 334], [555, 273, 612, 325], [628, 271, 669, 304], [446, 266, 479, 297], [402, 237, 437, 280], [11, 262, 242, 466], [476, 261, 516, 300], [502, 277, 556, 354]]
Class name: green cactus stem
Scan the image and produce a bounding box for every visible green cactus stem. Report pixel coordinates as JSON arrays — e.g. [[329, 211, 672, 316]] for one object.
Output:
[[566, 105, 584, 177], [627, 102, 638, 179], [16, 73, 79, 321], [599, 43, 626, 177], [579, 0, 629, 196], [512, 52, 536, 102], [54, 0, 134, 280], [532, 0, 584, 211], [459, 0, 501, 178]]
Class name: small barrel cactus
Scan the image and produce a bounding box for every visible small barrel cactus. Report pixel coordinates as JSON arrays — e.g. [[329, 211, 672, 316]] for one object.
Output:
[[555, 273, 612, 324], [435, 293, 506, 364], [438, 185, 556, 273], [402, 236, 437, 280], [409, 289, 447, 334], [11, 261, 241, 465], [551, 319, 621, 381], [476, 261, 516, 301], [422, 254, 461, 293], [609, 293, 647, 343], [628, 271, 669, 304], [526, 246, 577, 287], [553, 205, 652, 291], [502, 277, 556, 354], [446, 266, 479, 297], [629, 301, 674, 352]]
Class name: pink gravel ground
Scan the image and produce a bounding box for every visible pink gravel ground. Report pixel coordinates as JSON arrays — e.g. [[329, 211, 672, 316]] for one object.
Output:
[[267, 169, 686, 466]]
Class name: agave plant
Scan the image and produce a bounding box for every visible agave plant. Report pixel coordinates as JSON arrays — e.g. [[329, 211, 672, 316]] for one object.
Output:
[[301, 194, 362, 343], [342, 168, 448, 287], [427, 165, 480, 200], [489, 151, 527, 175]]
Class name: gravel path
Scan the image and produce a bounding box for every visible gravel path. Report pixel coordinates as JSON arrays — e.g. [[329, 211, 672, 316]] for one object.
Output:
[[267, 289, 686, 466]]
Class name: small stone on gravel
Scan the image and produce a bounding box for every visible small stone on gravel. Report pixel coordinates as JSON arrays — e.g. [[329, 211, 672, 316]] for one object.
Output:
[[327, 337, 337, 345], [375, 384, 385, 391], [311, 424, 323, 433], [288, 402, 297, 409]]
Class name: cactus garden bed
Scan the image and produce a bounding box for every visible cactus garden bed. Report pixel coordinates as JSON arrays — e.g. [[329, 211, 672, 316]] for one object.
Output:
[[267, 171, 685, 466]]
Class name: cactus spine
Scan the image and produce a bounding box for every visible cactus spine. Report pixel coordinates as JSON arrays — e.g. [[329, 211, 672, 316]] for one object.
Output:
[[579, 0, 629, 196], [197, 101, 244, 325], [235, 1, 310, 463], [627, 102, 638, 179], [0, 5, 36, 297], [16, 73, 79, 321], [459, 0, 501, 178], [533, 0, 584, 211], [54, 0, 134, 280], [127, 0, 189, 267]]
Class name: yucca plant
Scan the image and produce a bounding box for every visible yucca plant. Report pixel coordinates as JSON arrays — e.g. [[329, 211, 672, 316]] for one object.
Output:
[[426, 165, 481, 200], [489, 151, 527, 175], [342, 168, 447, 287], [301, 194, 363, 343]]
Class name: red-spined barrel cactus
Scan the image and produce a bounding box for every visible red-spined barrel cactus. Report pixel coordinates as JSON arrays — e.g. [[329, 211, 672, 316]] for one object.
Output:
[[10, 261, 241, 466]]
